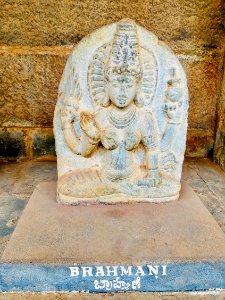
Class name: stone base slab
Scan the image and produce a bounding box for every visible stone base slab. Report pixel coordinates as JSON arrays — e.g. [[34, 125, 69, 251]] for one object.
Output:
[[1, 182, 225, 293], [2, 181, 225, 264]]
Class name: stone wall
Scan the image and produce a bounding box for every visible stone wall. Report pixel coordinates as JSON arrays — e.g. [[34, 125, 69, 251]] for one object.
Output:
[[214, 53, 225, 171], [0, 0, 224, 162]]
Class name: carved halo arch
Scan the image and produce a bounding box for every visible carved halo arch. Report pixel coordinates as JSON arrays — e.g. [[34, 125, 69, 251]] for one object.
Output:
[[88, 44, 158, 109]]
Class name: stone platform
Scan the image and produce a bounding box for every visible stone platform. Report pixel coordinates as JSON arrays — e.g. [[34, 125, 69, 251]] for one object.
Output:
[[2, 181, 225, 264], [1, 181, 225, 293]]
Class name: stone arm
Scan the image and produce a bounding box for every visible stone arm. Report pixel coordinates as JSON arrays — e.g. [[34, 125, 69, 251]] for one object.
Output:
[[161, 123, 177, 153], [58, 55, 99, 157], [161, 87, 183, 152], [139, 112, 161, 187], [61, 104, 99, 156]]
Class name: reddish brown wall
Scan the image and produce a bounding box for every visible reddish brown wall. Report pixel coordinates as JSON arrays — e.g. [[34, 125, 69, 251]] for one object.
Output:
[[214, 53, 225, 171]]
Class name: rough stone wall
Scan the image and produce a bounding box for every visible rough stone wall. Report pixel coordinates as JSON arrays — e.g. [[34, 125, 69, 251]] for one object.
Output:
[[214, 53, 225, 171], [0, 0, 224, 161]]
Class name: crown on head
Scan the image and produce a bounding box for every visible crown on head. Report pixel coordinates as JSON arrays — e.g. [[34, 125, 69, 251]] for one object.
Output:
[[106, 19, 142, 79]]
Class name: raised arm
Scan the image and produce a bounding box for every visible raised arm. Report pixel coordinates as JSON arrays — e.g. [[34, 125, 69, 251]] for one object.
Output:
[[61, 104, 99, 156], [58, 55, 100, 157]]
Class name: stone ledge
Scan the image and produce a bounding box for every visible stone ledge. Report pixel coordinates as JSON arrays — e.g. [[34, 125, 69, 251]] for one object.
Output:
[[1, 291, 225, 300]]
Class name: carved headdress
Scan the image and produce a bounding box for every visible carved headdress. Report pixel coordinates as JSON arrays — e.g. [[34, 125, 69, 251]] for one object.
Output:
[[88, 19, 157, 107], [106, 19, 142, 79]]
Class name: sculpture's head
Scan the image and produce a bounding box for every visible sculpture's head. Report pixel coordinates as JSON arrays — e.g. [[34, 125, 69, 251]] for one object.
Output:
[[106, 66, 141, 108], [104, 19, 143, 108]]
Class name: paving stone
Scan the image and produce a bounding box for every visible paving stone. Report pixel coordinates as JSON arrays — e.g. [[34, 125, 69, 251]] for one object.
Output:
[[0, 162, 57, 257], [0, 163, 19, 195], [183, 159, 225, 230], [0, 291, 225, 300], [0, 196, 26, 237], [10, 162, 57, 196]]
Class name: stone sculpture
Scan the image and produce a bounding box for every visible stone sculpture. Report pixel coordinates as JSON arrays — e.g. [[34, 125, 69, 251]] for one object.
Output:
[[54, 19, 189, 204]]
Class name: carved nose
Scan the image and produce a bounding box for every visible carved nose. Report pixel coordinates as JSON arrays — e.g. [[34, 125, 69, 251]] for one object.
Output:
[[121, 86, 126, 93]]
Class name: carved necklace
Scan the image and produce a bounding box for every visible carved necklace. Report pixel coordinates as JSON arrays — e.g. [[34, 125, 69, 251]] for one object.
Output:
[[107, 106, 136, 129]]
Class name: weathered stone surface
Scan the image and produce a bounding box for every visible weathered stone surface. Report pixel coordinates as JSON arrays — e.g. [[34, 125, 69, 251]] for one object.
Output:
[[0, 0, 224, 162], [0, 161, 57, 198], [2, 182, 225, 264], [1, 159, 225, 298], [0, 46, 223, 160], [214, 131, 225, 170], [181, 53, 222, 131], [54, 19, 189, 203], [1, 291, 225, 300], [0, 47, 69, 127], [183, 158, 225, 233], [0, 0, 223, 50], [186, 129, 214, 158], [0, 196, 26, 237], [9, 161, 57, 196], [0, 127, 216, 161], [214, 59, 225, 171], [0, 128, 26, 161], [0, 48, 222, 129], [32, 128, 56, 160]]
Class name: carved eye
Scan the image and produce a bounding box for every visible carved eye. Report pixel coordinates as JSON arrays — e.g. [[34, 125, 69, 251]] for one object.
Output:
[[145, 136, 152, 142]]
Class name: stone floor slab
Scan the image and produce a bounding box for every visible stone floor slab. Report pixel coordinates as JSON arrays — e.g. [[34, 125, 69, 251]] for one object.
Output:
[[1, 291, 225, 300]]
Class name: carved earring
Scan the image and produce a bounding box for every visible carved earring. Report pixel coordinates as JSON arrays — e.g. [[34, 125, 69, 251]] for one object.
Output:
[[101, 97, 110, 107], [134, 92, 144, 107], [101, 83, 110, 107]]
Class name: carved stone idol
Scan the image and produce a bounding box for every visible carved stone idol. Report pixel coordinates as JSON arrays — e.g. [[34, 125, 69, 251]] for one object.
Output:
[[54, 19, 189, 204]]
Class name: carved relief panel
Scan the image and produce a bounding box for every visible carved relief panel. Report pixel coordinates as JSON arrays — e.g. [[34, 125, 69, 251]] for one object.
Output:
[[54, 19, 189, 204]]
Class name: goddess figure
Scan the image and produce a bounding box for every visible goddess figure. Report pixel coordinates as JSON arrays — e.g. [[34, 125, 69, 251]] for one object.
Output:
[[54, 19, 188, 204]]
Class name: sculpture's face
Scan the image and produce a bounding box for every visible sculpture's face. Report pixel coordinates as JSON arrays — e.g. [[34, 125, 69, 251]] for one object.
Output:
[[108, 75, 137, 108]]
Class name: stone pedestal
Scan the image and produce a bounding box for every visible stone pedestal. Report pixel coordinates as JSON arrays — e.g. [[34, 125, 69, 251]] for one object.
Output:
[[1, 182, 225, 292]]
